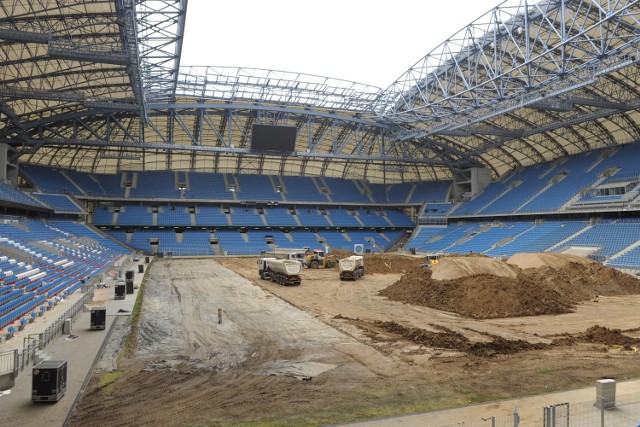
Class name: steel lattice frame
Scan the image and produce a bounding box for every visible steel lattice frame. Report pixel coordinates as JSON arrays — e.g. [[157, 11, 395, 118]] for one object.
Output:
[[1, 0, 640, 182]]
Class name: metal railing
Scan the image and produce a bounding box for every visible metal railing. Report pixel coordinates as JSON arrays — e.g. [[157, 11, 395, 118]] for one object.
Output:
[[439, 390, 640, 427], [0, 289, 94, 380], [442, 408, 520, 427], [0, 347, 18, 377]]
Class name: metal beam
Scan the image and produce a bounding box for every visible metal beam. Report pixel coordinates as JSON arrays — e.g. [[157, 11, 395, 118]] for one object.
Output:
[[568, 96, 632, 110], [0, 99, 26, 131], [463, 97, 640, 158], [0, 27, 50, 44], [9, 137, 458, 166], [135, 0, 188, 103], [380, 0, 640, 130], [528, 98, 574, 112], [146, 102, 389, 129], [119, 0, 147, 122], [436, 126, 523, 138], [47, 42, 128, 65]]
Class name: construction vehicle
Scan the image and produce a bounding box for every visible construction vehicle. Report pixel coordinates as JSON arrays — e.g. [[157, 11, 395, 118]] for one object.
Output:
[[424, 253, 443, 268], [305, 249, 337, 269], [339, 255, 364, 280], [258, 258, 302, 286], [268, 248, 308, 265], [258, 257, 276, 279]]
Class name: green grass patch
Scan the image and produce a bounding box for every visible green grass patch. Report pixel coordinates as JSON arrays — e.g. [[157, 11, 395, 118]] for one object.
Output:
[[188, 383, 504, 427], [121, 259, 151, 356], [94, 370, 123, 395]]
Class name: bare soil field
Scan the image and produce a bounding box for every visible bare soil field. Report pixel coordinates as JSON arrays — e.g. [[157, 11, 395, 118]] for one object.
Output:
[[69, 254, 640, 426]]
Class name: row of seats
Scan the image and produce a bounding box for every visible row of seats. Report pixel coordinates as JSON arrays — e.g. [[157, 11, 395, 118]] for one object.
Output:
[[93, 204, 414, 228], [405, 219, 640, 270], [407, 221, 587, 255], [15, 142, 640, 219], [452, 144, 640, 217], [20, 165, 451, 205], [32, 193, 84, 213], [105, 228, 406, 256], [0, 218, 131, 329], [0, 181, 46, 209]]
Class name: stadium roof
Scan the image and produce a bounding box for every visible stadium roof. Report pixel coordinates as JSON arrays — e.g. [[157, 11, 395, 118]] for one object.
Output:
[[1, 0, 639, 183]]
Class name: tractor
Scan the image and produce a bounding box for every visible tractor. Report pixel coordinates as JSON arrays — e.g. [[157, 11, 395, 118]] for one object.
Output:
[[305, 249, 337, 268]]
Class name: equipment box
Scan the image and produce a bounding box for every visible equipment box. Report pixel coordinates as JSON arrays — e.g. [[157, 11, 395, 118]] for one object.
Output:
[[125, 279, 134, 294], [90, 307, 106, 330], [32, 360, 67, 402], [114, 283, 126, 300]]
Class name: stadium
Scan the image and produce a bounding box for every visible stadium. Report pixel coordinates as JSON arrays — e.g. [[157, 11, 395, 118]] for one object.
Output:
[[1, 0, 640, 425]]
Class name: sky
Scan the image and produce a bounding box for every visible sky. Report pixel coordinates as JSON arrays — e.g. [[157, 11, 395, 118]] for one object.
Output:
[[180, 0, 519, 89]]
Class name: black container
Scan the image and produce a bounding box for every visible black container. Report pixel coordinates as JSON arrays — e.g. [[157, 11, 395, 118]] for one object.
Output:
[[32, 360, 67, 402], [90, 307, 106, 330], [138, 264, 144, 274], [145, 256, 150, 263], [125, 279, 134, 294], [125, 270, 134, 280], [115, 283, 126, 300]]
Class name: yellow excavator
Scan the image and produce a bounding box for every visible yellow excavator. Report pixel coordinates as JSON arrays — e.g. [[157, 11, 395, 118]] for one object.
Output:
[[424, 253, 442, 268], [305, 249, 338, 268]]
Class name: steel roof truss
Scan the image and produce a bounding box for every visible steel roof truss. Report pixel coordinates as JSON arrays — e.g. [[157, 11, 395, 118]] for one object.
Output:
[[173, 110, 198, 146]]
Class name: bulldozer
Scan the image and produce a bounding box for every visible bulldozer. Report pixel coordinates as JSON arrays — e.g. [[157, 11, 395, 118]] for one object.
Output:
[[305, 249, 338, 268]]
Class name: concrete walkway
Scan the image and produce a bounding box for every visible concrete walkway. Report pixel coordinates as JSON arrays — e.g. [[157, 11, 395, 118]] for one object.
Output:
[[0, 258, 145, 427], [345, 379, 640, 426]]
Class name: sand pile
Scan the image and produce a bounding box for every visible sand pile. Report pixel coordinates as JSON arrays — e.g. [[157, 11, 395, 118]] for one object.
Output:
[[507, 252, 594, 269], [432, 256, 517, 280], [380, 253, 640, 319]]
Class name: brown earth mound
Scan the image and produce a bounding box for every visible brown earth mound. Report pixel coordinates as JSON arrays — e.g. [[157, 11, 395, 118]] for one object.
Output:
[[380, 254, 640, 319], [327, 251, 424, 274], [374, 320, 470, 350], [468, 337, 547, 357], [507, 252, 594, 270], [431, 256, 517, 280], [579, 325, 640, 346], [330, 249, 356, 259], [352, 319, 639, 357], [362, 254, 425, 274]]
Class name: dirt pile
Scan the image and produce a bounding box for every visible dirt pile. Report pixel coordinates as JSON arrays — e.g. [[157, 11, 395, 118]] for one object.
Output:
[[374, 321, 470, 350], [357, 321, 638, 357], [362, 253, 425, 274], [330, 249, 356, 258], [371, 321, 547, 356], [432, 256, 517, 280], [507, 252, 593, 269], [578, 325, 640, 346], [380, 254, 640, 319]]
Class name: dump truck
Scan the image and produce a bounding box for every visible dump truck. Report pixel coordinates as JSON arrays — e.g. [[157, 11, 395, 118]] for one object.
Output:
[[339, 255, 365, 280], [268, 248, 308, 264], [258, 258, 302, 286], [258, 257, 277, 280], [305, 249, 337, 268]]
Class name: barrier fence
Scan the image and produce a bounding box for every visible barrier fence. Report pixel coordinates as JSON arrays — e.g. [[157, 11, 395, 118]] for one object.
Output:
[[440, 389, 640, 427], [0, 289, 94, 381]]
